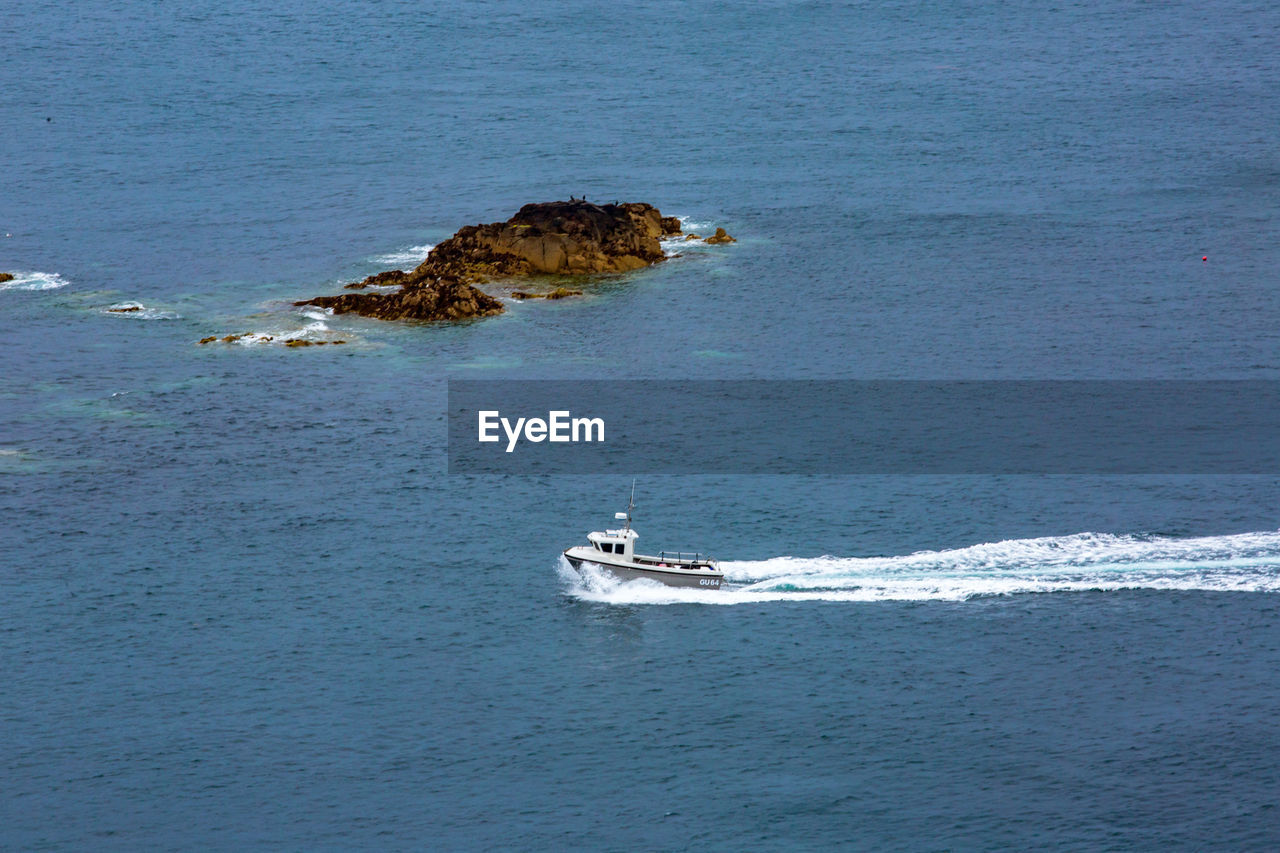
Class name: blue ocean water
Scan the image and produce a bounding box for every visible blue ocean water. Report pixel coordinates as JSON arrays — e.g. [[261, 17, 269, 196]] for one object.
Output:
[[4, 0, 1280, 848]]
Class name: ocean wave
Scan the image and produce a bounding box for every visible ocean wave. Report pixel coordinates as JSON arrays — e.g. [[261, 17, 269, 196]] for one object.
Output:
[[677, 216, 714, 233], [660, 217, 728, 256], [200, 307, 354, 347], [660, 235, 713, 257], [102, 301, 181, 320], [1, 271, 68, 291], [372, 244, 434, 268], [560, 530, 1280, 605]]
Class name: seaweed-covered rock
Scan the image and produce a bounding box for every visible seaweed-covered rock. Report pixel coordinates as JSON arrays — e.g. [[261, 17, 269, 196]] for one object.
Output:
[[511, 287, 583, 300], [303, 277, 504, 323], [343, 270, 411, 290]]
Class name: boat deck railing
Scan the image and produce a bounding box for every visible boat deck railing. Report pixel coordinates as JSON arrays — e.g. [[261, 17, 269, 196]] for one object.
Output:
[[653, 550, 712, 565]]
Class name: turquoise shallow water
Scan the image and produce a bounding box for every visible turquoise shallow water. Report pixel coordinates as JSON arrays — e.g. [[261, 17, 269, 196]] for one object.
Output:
[[5, 1, 1280, 849]]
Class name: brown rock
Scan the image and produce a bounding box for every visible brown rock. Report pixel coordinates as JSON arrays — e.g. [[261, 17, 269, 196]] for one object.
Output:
[[333, 340, 347, 345], [298, 200, 677, 323], [284, 339, 314, 347], [222, 334, 243, 343], [0, 273, 13, 284], [704, 227, 736, 244], [544, 287, 582, 299], [421, 200, 669, 277], [107, 305, 142, 313], [685, 234, 701, 241], [660, 216, 683, 235], [198, 336, 218, 344]]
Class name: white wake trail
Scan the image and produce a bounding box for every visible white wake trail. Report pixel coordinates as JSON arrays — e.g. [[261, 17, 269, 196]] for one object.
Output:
[[561, 530, 1280, 605]]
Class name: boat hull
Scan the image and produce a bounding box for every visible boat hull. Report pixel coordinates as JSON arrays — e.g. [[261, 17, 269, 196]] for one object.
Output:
[[564, 551, 725, 590]]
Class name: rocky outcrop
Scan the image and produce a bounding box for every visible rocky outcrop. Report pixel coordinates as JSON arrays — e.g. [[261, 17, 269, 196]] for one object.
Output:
[[704, 227, 736, 244], [0, 273, 13, 284], [297, 200, 693, 323], [422, 201, 676, 278]]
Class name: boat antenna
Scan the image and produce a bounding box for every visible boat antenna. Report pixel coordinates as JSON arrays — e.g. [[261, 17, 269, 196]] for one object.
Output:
[[625, 479, 636, 533]]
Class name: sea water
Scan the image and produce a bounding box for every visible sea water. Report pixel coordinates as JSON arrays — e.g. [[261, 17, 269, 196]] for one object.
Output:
[[4, 0, 1280, 848]]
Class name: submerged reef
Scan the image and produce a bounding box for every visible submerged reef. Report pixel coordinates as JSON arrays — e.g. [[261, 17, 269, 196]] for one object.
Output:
[[297, 200, 723, 323]]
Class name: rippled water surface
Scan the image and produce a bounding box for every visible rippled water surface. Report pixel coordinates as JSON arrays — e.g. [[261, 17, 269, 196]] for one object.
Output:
[[4, 0, 1280, 849]]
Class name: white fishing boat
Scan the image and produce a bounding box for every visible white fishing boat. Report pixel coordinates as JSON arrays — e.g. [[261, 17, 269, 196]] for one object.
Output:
[[563, 485, 725, 589]]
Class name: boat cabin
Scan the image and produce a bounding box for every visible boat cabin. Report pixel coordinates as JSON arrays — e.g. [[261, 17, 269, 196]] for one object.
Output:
[[586, 527, 638, 558]]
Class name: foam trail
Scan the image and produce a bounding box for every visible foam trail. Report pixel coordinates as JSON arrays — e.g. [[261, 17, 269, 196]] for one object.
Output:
[[1, 271, 68, 291], [372, 244, 434, 268], [560, 530, 1280, 605]]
